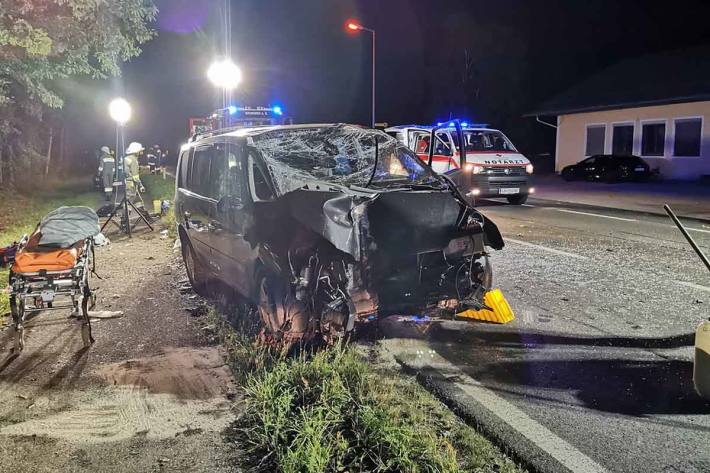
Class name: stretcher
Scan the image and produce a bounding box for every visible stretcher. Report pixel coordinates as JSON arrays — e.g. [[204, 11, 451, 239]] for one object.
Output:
[[4, 207, 100, 353]]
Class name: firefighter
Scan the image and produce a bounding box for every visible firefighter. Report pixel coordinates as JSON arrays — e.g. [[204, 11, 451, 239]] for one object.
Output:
[[97, 146, 115, 200], [146, 145, 158, 174], [123, 142, 145, 203]]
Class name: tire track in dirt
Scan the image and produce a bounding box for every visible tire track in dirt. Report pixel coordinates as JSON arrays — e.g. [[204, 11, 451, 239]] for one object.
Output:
[[1, 347, 235, 443]]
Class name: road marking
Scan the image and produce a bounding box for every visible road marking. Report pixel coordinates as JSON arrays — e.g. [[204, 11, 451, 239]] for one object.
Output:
[[448, 371, 608, 473], [687, 227, 710, 234], [506, 238, 588, 260], [385, 342, 609, 473], [553, 208, 637, 222], [672, 280, 710, 293], [521, 203, 535, 207]]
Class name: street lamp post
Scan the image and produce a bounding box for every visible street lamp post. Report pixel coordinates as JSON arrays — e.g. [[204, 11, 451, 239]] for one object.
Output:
[[346, 20, 376, 128]]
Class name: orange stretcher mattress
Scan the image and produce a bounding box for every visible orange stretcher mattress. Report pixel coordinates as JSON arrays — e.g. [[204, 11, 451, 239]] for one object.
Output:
[[12, 247, 80, 273]]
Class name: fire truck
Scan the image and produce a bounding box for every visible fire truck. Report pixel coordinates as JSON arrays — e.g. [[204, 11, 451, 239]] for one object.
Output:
[[188, 105, 291, 137]]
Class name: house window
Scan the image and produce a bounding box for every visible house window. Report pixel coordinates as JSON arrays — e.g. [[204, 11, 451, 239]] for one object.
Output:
[[612, 124, 634, 155], [673, 118, 702, 157], [641, 122, 665, 156], [585, 125, 605, 156]]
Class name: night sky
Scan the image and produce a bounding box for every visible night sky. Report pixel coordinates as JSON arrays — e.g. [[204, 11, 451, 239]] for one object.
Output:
[[62, 0, 710, 165]]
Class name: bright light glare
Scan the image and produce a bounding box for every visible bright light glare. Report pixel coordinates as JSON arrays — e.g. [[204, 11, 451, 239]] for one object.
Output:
[[346, 21, 360, 30], [529, 187, 536, 194], [227, 105, 237, 115], [461, 122, 468, 127], [273, 105, 283, 116], [468, 189, 481, 196], [526, 163, 534, 174], [108, 98, 131, 125], [207, 59, 242, 90]]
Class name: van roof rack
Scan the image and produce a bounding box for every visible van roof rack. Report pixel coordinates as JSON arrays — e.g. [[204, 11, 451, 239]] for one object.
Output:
[[188, 125, 260, 143]]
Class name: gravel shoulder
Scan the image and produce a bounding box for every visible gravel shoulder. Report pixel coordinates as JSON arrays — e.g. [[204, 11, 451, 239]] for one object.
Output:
[[0, 229, 240, 472]]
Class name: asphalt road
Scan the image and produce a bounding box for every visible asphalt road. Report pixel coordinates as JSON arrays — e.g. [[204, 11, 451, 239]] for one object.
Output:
[[380, 197, 710, 473]]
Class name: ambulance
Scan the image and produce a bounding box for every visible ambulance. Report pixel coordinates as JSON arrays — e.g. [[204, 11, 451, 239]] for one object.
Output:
[[385, 123, 534, 204]]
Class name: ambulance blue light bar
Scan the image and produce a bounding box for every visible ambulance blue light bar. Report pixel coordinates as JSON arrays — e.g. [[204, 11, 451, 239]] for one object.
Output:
[[435, 121, 489, 128]]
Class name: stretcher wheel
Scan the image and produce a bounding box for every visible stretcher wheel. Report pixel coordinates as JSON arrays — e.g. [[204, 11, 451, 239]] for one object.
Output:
[[81, 323, 94, 347], [9, 295, 19, 323], [12, 326, 25, 353], [81, 295, 95, 347]]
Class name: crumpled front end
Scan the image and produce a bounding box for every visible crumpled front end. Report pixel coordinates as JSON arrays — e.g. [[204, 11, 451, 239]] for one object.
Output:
[[263, 187, 502, 342]]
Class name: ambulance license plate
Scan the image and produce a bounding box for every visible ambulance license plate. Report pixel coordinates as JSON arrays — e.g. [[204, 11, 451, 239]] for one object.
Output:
[[499, 188, 519, 195], [40, 290, 55, 302]]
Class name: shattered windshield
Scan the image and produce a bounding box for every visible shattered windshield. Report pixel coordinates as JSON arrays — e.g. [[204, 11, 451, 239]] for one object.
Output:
[[248, 125, 442, 194]]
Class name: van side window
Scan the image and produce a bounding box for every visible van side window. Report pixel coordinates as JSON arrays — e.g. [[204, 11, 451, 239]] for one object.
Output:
[[413, 133, 430, 154], [190, 146, 211, 197], [435, 131, 452, 156], [248, 154, 275, 202], [209, 143, 243, 200], [177, 150, 191, 189]]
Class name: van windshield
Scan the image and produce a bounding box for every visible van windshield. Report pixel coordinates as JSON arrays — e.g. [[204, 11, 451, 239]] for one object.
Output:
[[458, 130, 517, 152], [249, 125, 442, 195]]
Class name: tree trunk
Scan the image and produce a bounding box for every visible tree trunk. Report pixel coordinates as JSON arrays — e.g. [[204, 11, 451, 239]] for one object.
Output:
[[45, 127, 54, 176], [59, 125, 66, 166]]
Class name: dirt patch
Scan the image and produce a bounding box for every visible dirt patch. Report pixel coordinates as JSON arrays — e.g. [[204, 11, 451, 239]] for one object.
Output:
[[97, 347, 235, 400], [0, 228, 240, 472]]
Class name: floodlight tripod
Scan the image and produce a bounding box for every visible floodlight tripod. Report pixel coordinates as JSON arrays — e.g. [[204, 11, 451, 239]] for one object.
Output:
[[100, 125, 153, 237]]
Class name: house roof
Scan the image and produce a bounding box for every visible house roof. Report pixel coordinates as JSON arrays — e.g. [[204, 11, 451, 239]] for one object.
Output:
[[526, 45, 710, 117]]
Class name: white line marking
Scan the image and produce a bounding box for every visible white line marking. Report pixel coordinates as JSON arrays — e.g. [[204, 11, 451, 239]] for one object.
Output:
[[521, 204, 535, 207], [449, 371, 608, 473], [687, 227, 710, 234], [386, 343, 609, 473], [553, 208, 637, 222], [672, 280, 710, 293], [506, 238, 588, 260]]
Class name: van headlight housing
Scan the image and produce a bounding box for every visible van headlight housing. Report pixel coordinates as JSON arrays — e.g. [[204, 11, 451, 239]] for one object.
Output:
[[525, 164, 534, 174], [464, 164, 484, 174]]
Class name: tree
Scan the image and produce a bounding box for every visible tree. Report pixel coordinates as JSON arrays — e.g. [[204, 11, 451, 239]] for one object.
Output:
[[0, 0, 157, 186]]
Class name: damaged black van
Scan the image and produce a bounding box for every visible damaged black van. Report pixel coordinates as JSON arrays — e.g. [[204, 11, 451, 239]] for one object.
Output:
[[175, 124, 504, 343]]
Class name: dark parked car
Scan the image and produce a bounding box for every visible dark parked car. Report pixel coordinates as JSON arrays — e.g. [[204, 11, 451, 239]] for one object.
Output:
[[175, 124, 504, 344], [561, 154, 652, 182]]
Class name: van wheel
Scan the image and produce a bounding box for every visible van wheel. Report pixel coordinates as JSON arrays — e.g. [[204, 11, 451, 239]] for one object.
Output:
[[506, 194, 528, 205], [256, 272, 312, 348], [181, 238, 209, 296]]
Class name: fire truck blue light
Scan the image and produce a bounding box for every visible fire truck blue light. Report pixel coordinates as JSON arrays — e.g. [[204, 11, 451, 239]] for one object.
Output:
[[273, 105, 283, 116]]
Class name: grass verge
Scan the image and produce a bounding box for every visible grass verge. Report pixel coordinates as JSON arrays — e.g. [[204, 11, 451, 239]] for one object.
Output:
[[203, 310, 525, 473], [141, 172, 177, 239], [0, 179, 99, 315], [141, 172, 175, 203]]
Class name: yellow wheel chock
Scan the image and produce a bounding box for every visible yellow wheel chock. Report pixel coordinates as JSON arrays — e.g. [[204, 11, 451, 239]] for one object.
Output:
[[457, 288, 515, 324]]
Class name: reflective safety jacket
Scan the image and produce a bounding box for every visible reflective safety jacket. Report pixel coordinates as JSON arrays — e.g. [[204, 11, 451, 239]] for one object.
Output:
[[124, 153, 142, 187]]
